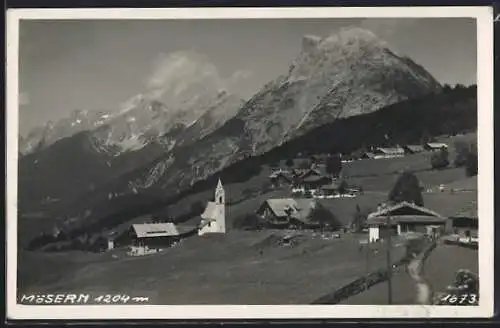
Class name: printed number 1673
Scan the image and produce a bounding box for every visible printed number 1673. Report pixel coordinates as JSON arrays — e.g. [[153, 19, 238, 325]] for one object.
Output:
[[440, 293, 478, 305]]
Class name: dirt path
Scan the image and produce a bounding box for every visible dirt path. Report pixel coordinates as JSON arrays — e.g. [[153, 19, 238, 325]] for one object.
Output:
[[407, 242, 437, 305]]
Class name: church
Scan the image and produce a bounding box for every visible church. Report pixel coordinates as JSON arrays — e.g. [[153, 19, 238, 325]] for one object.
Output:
[[198, 178, 227, 236]]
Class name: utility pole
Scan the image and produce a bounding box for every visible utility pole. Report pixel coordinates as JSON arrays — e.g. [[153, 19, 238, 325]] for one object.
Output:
[[386, 214, 393, 305], [365, 241, 370, 291]]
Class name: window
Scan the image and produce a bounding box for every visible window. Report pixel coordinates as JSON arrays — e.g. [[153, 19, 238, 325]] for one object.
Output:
[[219, 196, 223, 203]]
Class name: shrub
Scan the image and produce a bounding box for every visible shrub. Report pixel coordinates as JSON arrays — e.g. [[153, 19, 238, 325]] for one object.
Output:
[[338, 180, 349, 194], [431, 147, 449, 170], [465, 153, 478, 177], [454, 140, 470, 167]]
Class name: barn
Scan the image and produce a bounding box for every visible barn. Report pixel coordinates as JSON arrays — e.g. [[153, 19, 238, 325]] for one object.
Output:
[[403, 145, 425, 155], [372, 147, 405, 159], [424, 142, 448, 151], [366, 201, 448, 243], [110, 222, 198, 249]]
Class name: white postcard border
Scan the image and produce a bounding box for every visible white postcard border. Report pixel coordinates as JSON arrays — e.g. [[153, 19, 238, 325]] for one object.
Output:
[[6, 6, 494, 320]]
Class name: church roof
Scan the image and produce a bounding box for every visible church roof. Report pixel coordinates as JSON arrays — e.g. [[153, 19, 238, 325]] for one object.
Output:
[[216, 178, 224, 190], [201, 201, 218, 220]]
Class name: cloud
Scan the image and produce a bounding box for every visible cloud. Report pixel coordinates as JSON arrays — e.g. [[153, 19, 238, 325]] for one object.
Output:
[[19, 92, 30, 106], [359, 18, 420, 39], [127, 51, 253, 109], [227, 70, 253, 85]]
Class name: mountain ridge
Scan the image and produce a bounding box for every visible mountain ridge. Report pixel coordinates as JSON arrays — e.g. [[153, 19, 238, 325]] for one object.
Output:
[[19, 27, 443, 224]]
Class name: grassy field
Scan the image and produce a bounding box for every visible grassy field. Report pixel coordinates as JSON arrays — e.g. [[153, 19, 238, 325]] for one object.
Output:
[[18, 230, 407, 304], [340, 243, 478, 305]]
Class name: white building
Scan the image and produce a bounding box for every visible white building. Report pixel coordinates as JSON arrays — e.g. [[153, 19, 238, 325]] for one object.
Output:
[[198, 178, 226, 236], [366, 201, 447, 243]]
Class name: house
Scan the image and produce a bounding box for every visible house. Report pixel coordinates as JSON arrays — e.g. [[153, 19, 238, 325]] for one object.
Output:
[[403, 145, 426, 155], [198, 179, 227, 236], [424, 142, 448, 151], [446, 200, 478, 242], [269, 169, 293, 187], [293, 167, 332, 190], [372, 147, 405, 159], [299, 175, 332, 190], [256, 198, 338, 230], [366, 201, 448, 243], [112, 222, 198, 249]]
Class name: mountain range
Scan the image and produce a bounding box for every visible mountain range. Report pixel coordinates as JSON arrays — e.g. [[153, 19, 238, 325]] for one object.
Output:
[[19, 27, 443, 229]]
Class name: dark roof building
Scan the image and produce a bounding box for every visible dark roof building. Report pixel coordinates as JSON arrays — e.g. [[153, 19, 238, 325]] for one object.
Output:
[[403, 145, 426, 154], [424, 142, 448, 151], [256, 198, 339, 229]]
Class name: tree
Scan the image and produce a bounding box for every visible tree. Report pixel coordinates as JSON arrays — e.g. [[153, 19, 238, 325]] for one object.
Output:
[[326, 153, 342, 178], [350, 204, 369, 232], [388, 171, 424, 206], [442, 84, 453, 93], [285, 158, 294, 168], [454, 140, 471, 167], [465, 152, 478, 177], [338, 179, 349, 195], [431, 147, 449, 170], [309, 203, 342, 231]]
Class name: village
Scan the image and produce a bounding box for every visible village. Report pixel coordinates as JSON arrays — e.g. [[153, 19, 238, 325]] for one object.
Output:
[[105, 140, 477, 256]]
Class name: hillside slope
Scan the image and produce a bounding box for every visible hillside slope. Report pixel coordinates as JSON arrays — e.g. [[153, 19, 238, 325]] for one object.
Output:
[[24, 85, 476, 247]]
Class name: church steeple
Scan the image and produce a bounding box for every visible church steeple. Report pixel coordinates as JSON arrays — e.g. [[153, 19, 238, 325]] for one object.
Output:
[[215, 178, 225, 205]]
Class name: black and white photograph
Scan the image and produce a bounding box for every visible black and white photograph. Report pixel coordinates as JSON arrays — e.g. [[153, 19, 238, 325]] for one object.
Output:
[[6, 6, 494, 320]]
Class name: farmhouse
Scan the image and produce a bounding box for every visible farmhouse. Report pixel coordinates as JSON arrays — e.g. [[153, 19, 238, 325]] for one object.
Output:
[[293, 167, 331, 190], [403, 145, 425, 155], [198, 178, 227, 236], [366, 201, 448, 243], [269, 169, 293, 187], [256, 198, 338, 230], [372, 147, 405, 159], [449, 201, 478, 240], [110, 222, 198, 249], [422, 189, 477, 241], [424, 142, 448, 151]]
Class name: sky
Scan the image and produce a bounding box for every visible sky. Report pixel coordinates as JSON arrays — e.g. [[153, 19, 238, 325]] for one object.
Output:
[[18, 17, 477, 135]]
